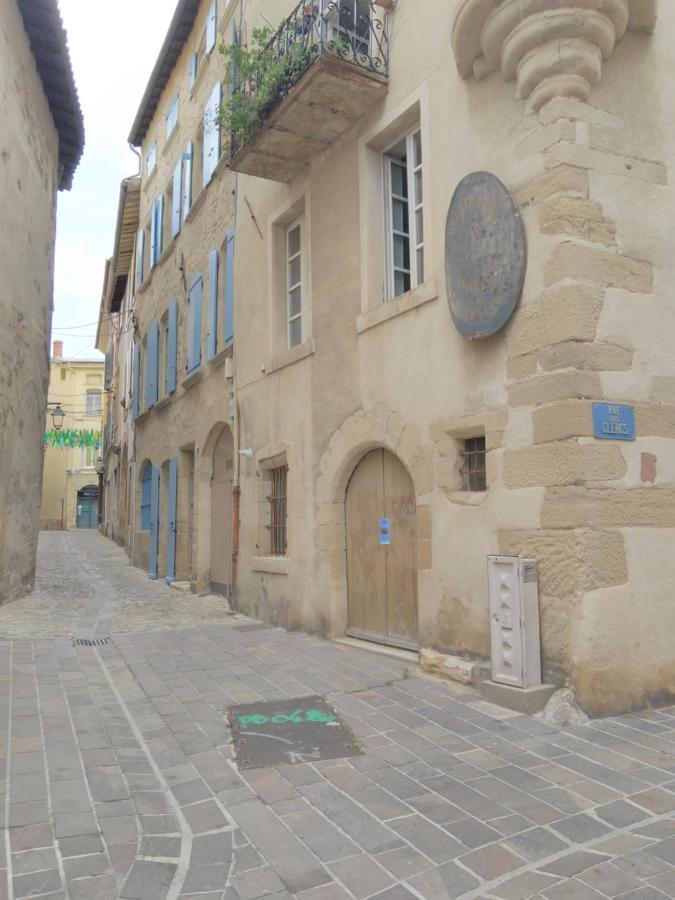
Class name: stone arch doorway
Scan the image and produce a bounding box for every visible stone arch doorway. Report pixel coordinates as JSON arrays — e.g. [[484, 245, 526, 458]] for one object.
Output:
[[210, 427, 234, 596], [346, 448, 418, 650], [76, 485, 99, 529]]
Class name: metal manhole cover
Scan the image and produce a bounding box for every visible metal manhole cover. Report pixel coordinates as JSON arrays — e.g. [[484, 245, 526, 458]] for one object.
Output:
[[227, 695, 362, 769]]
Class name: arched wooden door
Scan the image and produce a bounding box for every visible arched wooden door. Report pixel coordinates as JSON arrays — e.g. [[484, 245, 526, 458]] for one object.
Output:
[[346, 449, 418, 649], [211, 429, 233, 596]]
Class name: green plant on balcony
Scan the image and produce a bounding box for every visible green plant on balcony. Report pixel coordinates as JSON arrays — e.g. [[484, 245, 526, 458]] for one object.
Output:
[[219, 26, 315, 150]]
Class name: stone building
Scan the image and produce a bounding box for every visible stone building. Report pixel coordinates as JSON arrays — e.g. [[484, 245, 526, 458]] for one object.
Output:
[[0, 0, 83, 603], [125, 0, 239, 588], [96, 177, 141, 553], [116, 0, 673, 715], [39, 345, 105, 531]]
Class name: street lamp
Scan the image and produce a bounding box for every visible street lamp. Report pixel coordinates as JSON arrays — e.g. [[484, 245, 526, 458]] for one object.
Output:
[[51, 404, 65, 431]]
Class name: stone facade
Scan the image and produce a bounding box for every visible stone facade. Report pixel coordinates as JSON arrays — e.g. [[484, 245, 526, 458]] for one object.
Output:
[[0, 0, 83, 603], [39, 353, 105, 531], [113, 0, 674, 714]]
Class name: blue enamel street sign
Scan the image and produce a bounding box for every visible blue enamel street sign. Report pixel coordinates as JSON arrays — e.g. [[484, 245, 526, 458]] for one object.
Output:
[[592, 403, 636, 441], [379, 518, 392, 545]]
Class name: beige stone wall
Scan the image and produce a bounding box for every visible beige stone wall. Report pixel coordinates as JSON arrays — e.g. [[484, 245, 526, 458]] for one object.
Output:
[[0, 0, 60, 602], [229, 0, 674, 714]]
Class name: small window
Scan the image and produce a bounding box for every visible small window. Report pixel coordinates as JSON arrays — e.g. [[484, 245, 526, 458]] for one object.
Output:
[[140, 463, 152, 530], [166, 95, 179, 138], [287, 220, 303, 349], [462, 437, 487, 492], [384, 129, 424, 299], [146, 139, 157, 177], [81, 446, 96, 470], [85, 390, 101, 416], [268, 466, 288, 556]]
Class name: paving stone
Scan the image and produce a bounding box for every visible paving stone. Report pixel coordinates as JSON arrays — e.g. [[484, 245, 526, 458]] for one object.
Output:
[[49, 779, 91, 813], [550, 813, 612, 843], [443, 817, 503, 849], [539, 850, 610, 877], [121, 860, 178, 899], [182, 864, 233, 893], [408, 860, 480, 899], [9, 824, 53, 853], [648, 837, 675, 865], [648, 870, 675, 895], [171, 778, 212, 806], [140, 835, 182, 858], [461, 842, 525, 880], [53, 812, 98, 838], [63, 853, 112, 880], [606, 890, 670, 900], [11, 847, 59, 876], [182, 799, 228, 833], [299, 783, 401, 854], [69, 874, 119, 900], [8, 801, 50, 827], [615, 850, 673, 879], [492, 871, 563, 900], [577, 861, 644, 896], [231, 865, 286, 900], [506, 826, 570, 862], [596, 800, 651, 828], [329, 854, 394, 898], [284, 809, 360, 862], [375, 845, 432, 879], [541, 880, 608, 900], [13, 868, 62, 898], [190, 832, 233, 867]]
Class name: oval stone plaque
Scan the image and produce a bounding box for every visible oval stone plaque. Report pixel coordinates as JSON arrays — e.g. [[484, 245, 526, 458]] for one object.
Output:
[[445, 172, 527, 341]]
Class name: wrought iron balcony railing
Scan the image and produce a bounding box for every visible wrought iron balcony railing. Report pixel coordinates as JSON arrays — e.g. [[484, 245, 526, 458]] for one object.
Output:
[[232, 1, 388, 137]]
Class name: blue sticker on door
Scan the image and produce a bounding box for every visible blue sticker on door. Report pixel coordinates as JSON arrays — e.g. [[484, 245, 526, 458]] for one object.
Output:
[[379, 518, 391, 545]]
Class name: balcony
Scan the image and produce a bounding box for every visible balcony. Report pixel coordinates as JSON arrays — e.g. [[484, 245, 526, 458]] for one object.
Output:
[[228, 0, 389, 182]]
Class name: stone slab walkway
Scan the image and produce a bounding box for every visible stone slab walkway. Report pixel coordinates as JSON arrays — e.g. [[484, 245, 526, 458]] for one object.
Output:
[[0, 532, 674, 899]]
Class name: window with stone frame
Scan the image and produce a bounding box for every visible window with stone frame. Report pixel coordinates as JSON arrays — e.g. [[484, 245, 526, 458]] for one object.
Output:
[[384, 128, 424, 299], [461, 436, 487, 492], [258, 460, 288, 557]]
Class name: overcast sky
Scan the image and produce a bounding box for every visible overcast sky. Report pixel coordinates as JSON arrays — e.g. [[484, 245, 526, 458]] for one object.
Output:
[[52, 0, 176, 360]]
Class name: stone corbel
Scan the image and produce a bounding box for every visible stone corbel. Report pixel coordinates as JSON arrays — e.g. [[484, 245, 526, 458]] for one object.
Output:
[[452, 0, 657, 110]]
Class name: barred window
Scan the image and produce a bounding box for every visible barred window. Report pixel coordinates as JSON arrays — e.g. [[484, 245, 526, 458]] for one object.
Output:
[[268, 466, 288, 557], [462, 437, 487, 492]]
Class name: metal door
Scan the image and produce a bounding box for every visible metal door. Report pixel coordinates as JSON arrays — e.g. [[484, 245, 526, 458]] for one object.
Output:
[[149, 466, 160, 580], [166, 457, 178, 584], [210, 430, 233, 596], [77, 488, 99, 529], [346, 449, 418, 649]]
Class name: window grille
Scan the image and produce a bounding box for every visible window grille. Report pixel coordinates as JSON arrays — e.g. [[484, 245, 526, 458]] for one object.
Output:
[[462, 437, 487, 492], [268, 466, 288, 557]]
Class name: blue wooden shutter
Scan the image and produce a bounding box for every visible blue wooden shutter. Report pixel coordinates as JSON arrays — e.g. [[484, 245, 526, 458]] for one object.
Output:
[[172, 161, 182, 238], [150, 198, 157, 267], [155, 195, 164, 261], [188, 276, 203, 373], [166, 457, 178, 583], [182, 142, 193, 220], [208, 250, 219, 360], [225, 229, 235, 344], [203, 82, 222, 187], [206, 0, 217, 53], [167, 298, 178, 393], [149, 465, 160, 579], [135, 229, 144, 287], [131, 343, 140, 419], [189, 51, 198, 88], [145, 322, 159, 409]]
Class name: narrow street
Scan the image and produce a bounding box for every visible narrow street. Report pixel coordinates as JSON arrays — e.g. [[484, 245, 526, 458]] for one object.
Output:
[[0, 534, 672, 899]]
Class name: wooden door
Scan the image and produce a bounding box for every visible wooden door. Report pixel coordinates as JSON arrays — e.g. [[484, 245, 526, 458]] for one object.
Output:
[[187, 452, 195, 578], [210, 430, 233, 595], [166, 457, 178, 584], [346, 449, 418, 649]]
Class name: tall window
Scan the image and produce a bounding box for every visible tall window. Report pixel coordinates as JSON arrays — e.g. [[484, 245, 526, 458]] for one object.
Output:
[[268, 466, 288, 556], [287, 220, 303, 348], [140, 463, 153, 530], [385, 129, 424, 299], [81, 446, 96, 470], [146, 139, 157, 177], [86, 390, 101, 416]]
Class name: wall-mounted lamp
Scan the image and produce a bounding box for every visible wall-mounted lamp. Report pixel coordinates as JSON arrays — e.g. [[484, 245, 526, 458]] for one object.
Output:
[[51, 404, 65, 431], [238, 448, 253, 460]]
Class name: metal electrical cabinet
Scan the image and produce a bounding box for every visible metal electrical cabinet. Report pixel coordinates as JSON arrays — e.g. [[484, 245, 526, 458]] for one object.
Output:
[[487, 556, 542, 689]]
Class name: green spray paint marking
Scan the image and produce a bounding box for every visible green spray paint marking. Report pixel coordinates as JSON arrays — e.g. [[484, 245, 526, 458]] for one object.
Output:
[[239, 709, 336, 727]]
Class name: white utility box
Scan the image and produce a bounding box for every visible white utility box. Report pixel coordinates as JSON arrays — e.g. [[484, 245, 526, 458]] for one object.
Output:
[[487, 555, 542, 689]]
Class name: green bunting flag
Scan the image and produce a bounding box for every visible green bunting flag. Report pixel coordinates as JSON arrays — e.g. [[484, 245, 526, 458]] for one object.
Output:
[[44, 430, 102, 449]]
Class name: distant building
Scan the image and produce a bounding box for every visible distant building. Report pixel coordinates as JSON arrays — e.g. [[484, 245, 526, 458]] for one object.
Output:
[[0, 0, 84, 602], [39, 345, 105, 531], [96, 177, 140, 552]]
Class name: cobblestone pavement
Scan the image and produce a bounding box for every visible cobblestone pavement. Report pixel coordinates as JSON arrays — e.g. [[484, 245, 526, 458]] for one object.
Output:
[[1, 534, 674, 899]]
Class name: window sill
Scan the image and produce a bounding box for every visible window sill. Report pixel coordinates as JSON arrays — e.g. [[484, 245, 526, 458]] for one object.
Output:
[[209, 344, 233, 369], [251, 556, 290, 575], [446, 490, 489, 507], [264, 337, 315, 376], [134, 409, 151, 425], [156, 236, 177, 270], [182, 368, 204, 391], [184, 186, 208, 224], [357, 277, 439, 334], [143, 166, 158, 192], [137, 270, 153, 294], [154, 395, 172, 412]]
